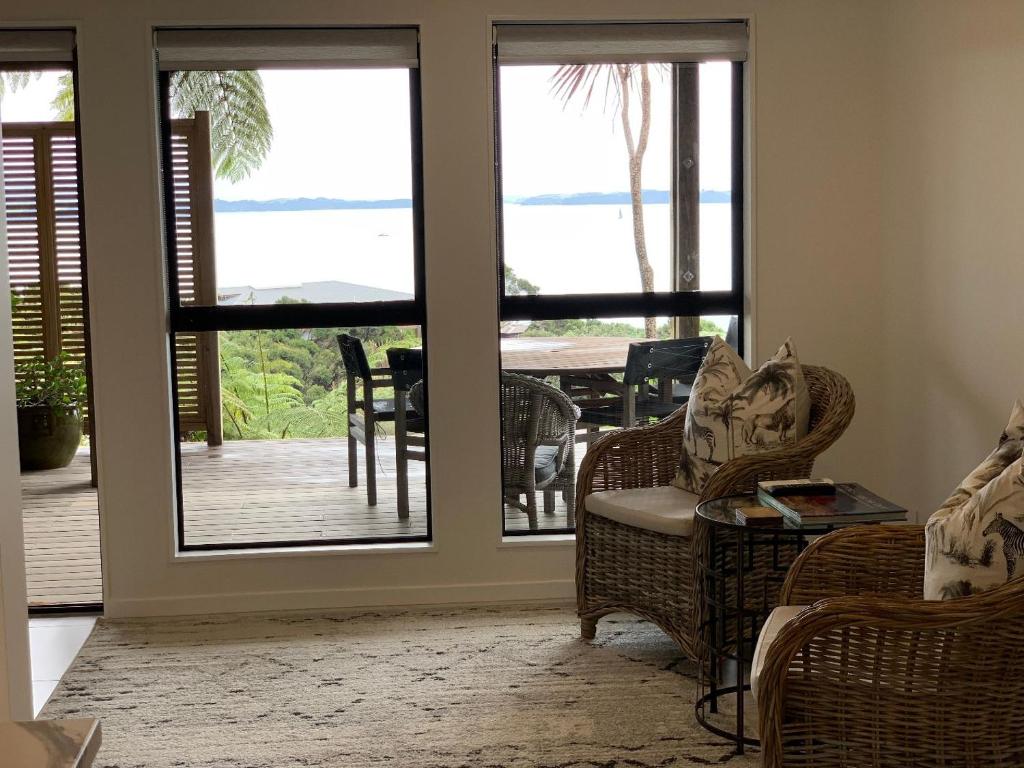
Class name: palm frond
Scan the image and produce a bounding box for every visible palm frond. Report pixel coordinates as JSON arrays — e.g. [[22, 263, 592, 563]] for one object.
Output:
[[50, 72, 75, 120], [0, 70, 41, 99], [171, 70, 273, 182]]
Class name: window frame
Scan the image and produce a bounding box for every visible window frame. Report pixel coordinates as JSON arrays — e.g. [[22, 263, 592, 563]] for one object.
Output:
[[157, 52, 432, 552], [492, 37, 747, 537]]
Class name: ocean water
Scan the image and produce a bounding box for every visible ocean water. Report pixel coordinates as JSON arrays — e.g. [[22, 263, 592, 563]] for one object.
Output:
[[213, 202, 733, 304]]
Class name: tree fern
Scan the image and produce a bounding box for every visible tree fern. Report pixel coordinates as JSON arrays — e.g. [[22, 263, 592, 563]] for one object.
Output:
[[47, 69, 272, 182]]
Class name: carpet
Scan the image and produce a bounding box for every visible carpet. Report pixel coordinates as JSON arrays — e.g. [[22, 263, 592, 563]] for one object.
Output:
[[42, 605, 757, 767]]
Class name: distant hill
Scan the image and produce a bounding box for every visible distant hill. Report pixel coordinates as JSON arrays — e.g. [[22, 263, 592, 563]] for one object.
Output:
[[214, 189, 731, 213]]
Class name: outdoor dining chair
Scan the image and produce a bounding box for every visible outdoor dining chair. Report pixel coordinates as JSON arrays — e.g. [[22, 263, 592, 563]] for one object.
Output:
[[386, 347, 426, 518], [337, 333, 420, 509], [572, 336, 714, 442]]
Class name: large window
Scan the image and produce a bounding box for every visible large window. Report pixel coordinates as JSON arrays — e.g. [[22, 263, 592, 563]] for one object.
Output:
[[157, 28, 430, 550], [493, 22, 747, 534]]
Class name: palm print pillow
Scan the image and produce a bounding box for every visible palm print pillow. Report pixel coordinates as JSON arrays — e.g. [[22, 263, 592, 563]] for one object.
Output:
[[672, 337, 810, 495], [924, 401, 1024, 600]]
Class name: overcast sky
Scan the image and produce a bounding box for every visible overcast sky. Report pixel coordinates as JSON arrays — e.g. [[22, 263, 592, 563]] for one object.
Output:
[[1, 63, 732, 200]]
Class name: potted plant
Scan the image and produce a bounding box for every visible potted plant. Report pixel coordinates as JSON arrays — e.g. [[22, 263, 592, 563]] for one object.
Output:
[[15, 353, 87, 471]]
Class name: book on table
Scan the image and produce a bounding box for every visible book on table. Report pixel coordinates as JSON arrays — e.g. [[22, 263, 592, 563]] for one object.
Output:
[[734, 505, 785, 526], [755, 482, 906, 526]]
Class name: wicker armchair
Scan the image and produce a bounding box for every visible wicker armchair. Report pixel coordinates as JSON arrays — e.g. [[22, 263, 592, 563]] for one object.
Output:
[[756, 525, 1024, 768], [575, 365, 855, 658], [501, 373, 580, 525]]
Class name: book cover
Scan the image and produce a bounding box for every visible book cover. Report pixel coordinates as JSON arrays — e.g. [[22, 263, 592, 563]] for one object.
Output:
[[756, 483, 906, 526], [735, 505, 785, 526]]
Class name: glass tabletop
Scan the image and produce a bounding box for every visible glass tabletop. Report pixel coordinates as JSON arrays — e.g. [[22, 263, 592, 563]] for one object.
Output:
[[696, 494, 836, 534]]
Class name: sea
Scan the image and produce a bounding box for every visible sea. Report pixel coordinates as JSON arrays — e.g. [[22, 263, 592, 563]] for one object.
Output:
[[213, 202, 734, 326]]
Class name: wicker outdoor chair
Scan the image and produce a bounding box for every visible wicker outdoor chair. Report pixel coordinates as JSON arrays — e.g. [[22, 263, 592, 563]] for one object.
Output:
[[755, 524, 1024, 768], [501, 372, 580, 526], [575, 364, 855, 658]]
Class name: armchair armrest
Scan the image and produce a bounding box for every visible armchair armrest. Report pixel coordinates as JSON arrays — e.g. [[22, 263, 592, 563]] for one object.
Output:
[[758, 579, 1024, 768], [780, 524, 926, 605], [575, 404, 686, 501]]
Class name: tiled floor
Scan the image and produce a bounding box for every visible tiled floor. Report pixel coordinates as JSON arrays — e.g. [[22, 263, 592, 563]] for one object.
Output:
[[29, 615, 97, 717]]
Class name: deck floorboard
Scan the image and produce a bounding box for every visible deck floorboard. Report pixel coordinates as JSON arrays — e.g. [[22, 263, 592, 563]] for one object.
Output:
[[21, 438, 572, 606]]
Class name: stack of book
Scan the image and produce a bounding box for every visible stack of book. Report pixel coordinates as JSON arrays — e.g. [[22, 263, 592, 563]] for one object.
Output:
[[755, 479, 906, 527]]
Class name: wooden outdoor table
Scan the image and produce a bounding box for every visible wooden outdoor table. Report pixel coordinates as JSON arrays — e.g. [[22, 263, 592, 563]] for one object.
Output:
[[392, 336, 639, 517], [499, 336, 636, 376]]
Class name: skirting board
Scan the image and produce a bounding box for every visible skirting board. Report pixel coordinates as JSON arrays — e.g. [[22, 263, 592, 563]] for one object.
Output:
[[103, 578, 576, 618]]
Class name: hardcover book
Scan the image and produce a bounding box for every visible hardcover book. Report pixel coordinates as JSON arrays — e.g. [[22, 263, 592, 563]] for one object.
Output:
[[734, 505, 785, 526], [756, 483, 906, 526]]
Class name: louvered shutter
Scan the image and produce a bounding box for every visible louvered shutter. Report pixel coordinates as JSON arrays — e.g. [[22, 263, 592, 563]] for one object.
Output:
[[2, 117, 221, 443], [2, 129, 48, 363], [169, 113, 222, 443]]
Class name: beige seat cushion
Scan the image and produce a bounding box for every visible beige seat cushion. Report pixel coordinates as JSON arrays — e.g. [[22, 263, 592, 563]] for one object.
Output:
[[751, 605, 808, 701], [584, 485, 699, 537]]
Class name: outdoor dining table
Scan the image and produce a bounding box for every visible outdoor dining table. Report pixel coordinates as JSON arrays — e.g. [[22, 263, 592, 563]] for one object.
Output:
[[392, 335, 638, 517]]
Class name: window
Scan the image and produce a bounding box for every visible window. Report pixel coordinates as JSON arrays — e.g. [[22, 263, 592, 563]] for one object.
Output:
[[493, 22, 747, 534], [157, 28, 430, 550]]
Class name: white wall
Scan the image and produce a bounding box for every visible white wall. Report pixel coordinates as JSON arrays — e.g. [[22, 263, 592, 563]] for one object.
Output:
[[0, 112, 34, 719], [0, 0, 891, 617], [878, 1, 1024, 520]]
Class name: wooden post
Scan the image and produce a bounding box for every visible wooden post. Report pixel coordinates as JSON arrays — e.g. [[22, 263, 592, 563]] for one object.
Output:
[[395, 389, 409, 519], [190, 111, 223, 446], [33, 128, 61, 358], [672, 64, 700, 340]]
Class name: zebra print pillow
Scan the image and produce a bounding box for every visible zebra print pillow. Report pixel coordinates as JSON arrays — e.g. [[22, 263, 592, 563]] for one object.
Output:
[[924, 401, 1024, 600], [671, 336, 810, 495]]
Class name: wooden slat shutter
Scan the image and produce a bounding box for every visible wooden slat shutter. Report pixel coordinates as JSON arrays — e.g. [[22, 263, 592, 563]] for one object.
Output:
[[3, 123, 88, 423], [2, 117, 221, 445], [169, 112, 222, 444], [2, 129, 48, 364]]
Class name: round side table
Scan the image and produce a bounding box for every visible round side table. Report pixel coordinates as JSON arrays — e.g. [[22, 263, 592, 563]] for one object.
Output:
[[693, 495, 836, 754]]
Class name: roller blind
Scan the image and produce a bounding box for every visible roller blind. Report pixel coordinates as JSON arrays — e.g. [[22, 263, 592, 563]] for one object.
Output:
[[155, 27, 419, 71], [494, 22, 747, 65], [0, 30, 74, 64]]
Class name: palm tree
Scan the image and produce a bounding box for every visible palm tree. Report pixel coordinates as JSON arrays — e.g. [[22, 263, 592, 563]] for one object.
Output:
[[49, 70, 272, 182], [550, 63, 664, 339], [709, 397, 742, 460], [736, 361, 796, 404]]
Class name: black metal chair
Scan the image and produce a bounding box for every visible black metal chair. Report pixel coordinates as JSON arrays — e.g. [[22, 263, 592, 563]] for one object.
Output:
[[575, 336, 713, 440], [337, 333, 420, 508]]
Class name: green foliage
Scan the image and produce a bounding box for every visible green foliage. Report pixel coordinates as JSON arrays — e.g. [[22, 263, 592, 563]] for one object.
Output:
[[15, 353, 86, 410], [50, 72, 75, 120], [172, 70, 273, 182], [0, 71, 39, 99], [217, 313, 420, 441], [700, 318, 726, 337], [49, 69, 272, 182], [504, 264, 539, 296]]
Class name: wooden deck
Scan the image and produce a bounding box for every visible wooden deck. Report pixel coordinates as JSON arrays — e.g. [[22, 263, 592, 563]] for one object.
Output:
[[21, 438, 573, 606]]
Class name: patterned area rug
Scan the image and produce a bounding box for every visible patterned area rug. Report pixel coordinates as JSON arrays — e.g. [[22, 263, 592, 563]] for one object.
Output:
[[42, 605, 757, 767]]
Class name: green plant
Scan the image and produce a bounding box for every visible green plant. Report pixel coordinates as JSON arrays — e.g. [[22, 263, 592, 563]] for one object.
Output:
[[15, 353, 86, 410], [52, 70, 272, 182]]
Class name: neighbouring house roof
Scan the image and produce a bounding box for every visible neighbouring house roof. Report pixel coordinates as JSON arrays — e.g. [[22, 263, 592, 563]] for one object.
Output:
[[217, 280, 414, 305]]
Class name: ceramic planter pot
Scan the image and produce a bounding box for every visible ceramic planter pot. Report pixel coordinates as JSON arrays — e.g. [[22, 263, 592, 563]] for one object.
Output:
[[17, 405, 82, 471]]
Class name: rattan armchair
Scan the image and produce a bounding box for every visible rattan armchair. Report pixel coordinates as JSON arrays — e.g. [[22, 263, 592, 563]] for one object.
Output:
[[756, 524, 1024, 768], [575, 365, 855, 658], [501, 372, 580, 526]]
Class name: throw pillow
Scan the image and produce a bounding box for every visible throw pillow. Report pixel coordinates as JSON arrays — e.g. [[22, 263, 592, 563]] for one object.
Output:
[[672, 336, 811, 494], [924, 400, 1024, 600]]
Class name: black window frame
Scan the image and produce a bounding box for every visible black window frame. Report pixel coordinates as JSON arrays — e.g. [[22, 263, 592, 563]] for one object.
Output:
[[157, 44, 432, 552], [492, 39, 746, 537]]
